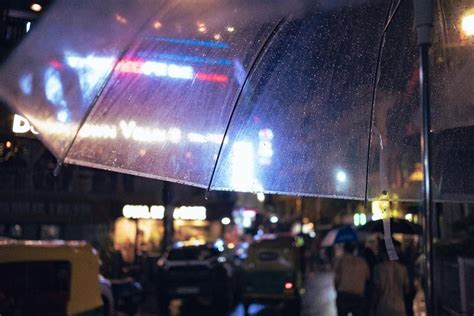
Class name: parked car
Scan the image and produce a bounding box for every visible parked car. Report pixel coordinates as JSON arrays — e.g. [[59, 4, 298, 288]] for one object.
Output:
[[242, 234, 303, 315], [0, 239, 143, 316], [155, 242, 241, 314]]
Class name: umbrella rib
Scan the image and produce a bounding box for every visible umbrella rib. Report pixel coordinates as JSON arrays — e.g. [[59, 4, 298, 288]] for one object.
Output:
[[53, 10, 163, 174], [363, 0, 402, 204], [206, 17, 287, 194]]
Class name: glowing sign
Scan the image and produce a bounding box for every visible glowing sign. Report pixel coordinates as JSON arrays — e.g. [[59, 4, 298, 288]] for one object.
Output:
[[12, 114, 223, 145], [123, 204, 164, 219], [65, 55, 228, 83], [173, 206, 206, 220], [122, 204, 206, 220], [12, 114, 39, 134]]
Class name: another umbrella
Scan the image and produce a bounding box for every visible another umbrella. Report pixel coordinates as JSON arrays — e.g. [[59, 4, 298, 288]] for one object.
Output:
[[358, 218, 422, 235], [320, 226, 358, 247]]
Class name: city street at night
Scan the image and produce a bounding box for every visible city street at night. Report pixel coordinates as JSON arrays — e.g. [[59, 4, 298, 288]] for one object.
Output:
[[1, 0, 473, 315]]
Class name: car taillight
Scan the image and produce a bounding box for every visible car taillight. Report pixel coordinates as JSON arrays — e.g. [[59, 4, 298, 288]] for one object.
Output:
[[284, 282, 294, 290]]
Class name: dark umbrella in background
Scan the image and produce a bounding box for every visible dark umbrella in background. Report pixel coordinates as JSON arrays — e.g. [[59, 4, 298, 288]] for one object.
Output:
[[358, 218, 422, 235]]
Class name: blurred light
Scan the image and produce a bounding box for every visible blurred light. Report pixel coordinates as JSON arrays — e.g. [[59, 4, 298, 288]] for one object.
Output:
[[214, 239, 224, 248], [30, 3, 42, 12], [284, 282, 293, 290], [26, 21, 31, 33], [226, 26, 235, 32], [336, 170, 347, 183], [309, 231, 316, 238], [461, 12, 474, 37], [168, 128, 182, 143], [217, 256, 226, 263], [45, 68, 66, 109], [213, 33, 221, 40], [168, 64, 194, 79], [221, 217, 231, 225], [19, 73, 33, 95], [270, 216, 279, 224], [405, 213, 413, 222], [5, 141, 12, 149], [173, 206, 206, 220], [115, 14, 128, 24], [57, 110, 69, 123], [409, 163, 423, 182], [302, 222, 314, 234], [153, 21, 162, 29], [198, 26, 207, 33], [354, 214, 360, 226], [256, 192, 265, 202], [360, 213, 367, 225], [195, 72, 228, 83], [231, 141, 255, 190], [371, 200, 389, 220], [228, 243, 235, 249]]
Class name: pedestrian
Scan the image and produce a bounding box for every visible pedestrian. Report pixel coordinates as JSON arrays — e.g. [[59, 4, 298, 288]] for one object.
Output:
[[360, 238, 380, 315], [373, 243, 409, 316], [334, 243, 370, 316]]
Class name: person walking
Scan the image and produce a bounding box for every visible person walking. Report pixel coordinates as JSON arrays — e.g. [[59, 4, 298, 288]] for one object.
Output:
[[373, 244, 409, 316], [334, 243, 370, 316]]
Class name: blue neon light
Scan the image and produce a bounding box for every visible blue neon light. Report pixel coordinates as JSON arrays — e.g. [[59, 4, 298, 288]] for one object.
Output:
[[137, 52, 232, 66], [146, 36, 230, 49]]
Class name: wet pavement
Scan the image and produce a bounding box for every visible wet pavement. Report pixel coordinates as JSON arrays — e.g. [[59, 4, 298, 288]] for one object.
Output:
[[140, 270, 338, 316]]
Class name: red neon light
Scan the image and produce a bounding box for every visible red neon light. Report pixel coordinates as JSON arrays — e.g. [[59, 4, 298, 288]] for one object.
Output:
[[115, 60, 143, 74], [284, 282, 293, 290], [195, 72, 228, 83], [49, 59, 63, 69]]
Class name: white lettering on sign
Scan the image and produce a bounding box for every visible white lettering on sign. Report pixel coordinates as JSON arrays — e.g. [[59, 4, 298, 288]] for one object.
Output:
[[12, 114, 39, 134], [122, 204, 206, 220], [12, 114, 224, 145]]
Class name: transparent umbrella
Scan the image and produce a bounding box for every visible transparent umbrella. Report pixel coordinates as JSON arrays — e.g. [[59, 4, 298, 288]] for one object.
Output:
[[0, 0, 472, 203]]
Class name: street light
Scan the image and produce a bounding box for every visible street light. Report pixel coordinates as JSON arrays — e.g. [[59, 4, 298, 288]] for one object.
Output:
[[336, 170, 347, 183], [221, 217, 231, 225], [30, 3, 42, 12]]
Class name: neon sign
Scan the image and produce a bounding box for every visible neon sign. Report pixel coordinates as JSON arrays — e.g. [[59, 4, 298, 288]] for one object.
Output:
[[12, 114, 223, 145], [65, 55, 228, 83]]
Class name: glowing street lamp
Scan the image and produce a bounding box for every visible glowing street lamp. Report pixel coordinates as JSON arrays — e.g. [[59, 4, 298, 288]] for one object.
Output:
[[30, 3, 42, 12]]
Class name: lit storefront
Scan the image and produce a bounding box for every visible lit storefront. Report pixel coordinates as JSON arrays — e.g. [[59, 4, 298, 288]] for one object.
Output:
[[113, 204, 210, 261]]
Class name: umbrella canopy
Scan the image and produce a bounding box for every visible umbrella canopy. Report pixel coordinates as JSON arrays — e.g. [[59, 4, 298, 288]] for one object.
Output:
[[358, 218, 422, 235], [320, 226, 358, 247], [0, 0, 472, 201]]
